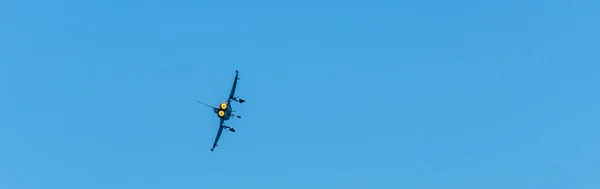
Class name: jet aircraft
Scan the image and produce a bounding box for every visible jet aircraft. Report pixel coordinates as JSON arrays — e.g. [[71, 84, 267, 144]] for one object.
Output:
[[196, 70, 245, 151]]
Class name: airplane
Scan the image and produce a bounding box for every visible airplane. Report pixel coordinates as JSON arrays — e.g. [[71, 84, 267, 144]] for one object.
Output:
[[196, 70, 245, 151]]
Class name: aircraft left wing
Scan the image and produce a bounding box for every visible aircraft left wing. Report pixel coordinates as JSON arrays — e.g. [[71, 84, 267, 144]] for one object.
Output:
[[210, 119, 225, 151]]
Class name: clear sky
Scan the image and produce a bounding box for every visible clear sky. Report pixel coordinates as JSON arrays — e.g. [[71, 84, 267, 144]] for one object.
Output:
[[2, 0, 599, 188]]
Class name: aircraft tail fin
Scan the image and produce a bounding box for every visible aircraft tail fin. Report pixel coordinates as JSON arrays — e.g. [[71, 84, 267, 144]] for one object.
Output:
[[196, 101, 218, 109]]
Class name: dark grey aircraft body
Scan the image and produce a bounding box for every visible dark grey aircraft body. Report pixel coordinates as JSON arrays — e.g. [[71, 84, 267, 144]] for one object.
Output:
[[196, 70, 245, 151]]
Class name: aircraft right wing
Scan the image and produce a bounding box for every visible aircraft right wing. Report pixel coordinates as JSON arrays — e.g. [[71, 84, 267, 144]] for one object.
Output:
[[227, 70, 240, 102], [210, 119, 225, 151]]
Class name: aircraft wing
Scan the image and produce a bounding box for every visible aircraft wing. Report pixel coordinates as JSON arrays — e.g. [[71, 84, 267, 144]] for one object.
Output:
[[210, 119, 225, 151], [227, 70, 240, 102]]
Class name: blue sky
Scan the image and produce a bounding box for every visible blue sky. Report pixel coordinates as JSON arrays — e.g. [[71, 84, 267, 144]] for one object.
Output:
[[2, 0, 600, 188]]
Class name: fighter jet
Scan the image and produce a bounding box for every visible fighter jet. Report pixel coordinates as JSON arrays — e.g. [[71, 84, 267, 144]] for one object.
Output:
[[196, 70, 245, 151]]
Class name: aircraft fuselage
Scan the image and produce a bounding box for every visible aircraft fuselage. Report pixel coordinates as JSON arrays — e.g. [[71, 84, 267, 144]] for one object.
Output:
[[214, 101, 233, 121]]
